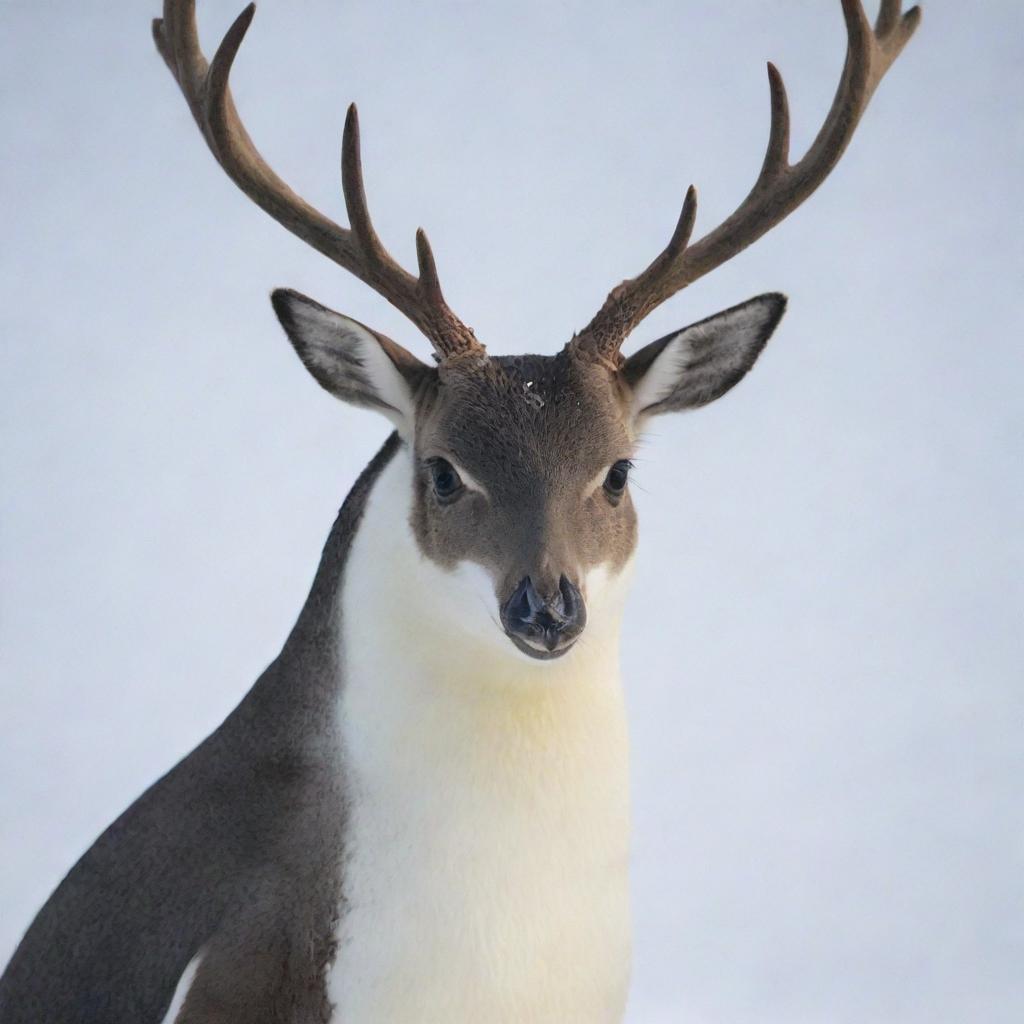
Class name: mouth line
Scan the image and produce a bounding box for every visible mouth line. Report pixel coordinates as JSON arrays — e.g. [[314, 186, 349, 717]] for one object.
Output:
[[504, 631, 578, 661]]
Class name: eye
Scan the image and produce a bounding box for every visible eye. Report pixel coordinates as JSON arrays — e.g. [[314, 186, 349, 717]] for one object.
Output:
[[427, 457, 464, 502], [603, 459, 632, 500]]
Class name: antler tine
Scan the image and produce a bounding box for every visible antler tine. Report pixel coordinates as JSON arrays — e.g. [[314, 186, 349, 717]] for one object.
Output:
[[875, 0, 904, 38], [571, 0, 922, 365], [340, 103, 394, 276], [415, 229, 445, 305], [153, 0, 482, 362], [760, 62, 791, 182], [153, 0, 205, 105]]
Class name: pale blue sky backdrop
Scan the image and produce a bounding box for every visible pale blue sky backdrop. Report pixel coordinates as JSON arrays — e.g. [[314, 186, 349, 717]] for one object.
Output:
[[2, 2, 1022, 1021]]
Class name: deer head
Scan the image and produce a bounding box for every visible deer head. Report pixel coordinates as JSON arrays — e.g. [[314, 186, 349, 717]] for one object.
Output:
[[153, 0, 920, 661]]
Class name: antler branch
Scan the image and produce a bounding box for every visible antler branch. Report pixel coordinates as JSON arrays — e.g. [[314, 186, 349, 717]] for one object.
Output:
[[571, 0, 922, 364], [152, 0, 482, 362]]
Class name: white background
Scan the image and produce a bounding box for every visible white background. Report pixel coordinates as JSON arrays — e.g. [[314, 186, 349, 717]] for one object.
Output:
[[2, 2, 1021, 1021]]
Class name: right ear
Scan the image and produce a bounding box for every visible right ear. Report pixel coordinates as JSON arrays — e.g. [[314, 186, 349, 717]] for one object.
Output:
[[271, 288, 430, 435], [621, 292, 786, 420]]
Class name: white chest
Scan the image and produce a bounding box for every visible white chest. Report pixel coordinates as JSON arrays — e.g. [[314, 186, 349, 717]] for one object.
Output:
[[325, 450, 633, 1023]]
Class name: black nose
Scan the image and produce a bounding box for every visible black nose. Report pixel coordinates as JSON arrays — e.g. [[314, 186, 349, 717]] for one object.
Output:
[[500, 575, 586, 657]]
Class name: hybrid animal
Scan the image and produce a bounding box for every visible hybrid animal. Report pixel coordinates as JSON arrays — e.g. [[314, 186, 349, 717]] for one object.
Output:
[[0, 1, 921, 1021]]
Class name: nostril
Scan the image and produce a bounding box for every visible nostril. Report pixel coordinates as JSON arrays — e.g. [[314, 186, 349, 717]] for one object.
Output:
[[506, 576, 547, 628], [559, 575, 582, 625], [522, 577, 546, 618], [509, 578, 534, 623]]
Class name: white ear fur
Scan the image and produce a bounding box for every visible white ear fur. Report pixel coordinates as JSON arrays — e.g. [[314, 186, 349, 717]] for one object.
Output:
[[628, 293, 786, 420], [272, 289, 421, 436]]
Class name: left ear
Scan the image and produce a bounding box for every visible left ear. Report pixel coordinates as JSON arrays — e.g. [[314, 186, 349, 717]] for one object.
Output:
[[621, 293, 786, 419], [271, 288, 430, 436]]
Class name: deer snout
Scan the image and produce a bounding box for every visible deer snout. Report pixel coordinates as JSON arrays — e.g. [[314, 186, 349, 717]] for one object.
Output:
[[500, 575, 586, 660]]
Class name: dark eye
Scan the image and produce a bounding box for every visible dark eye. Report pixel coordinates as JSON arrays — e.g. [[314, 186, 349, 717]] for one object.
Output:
[[428, 457, 463, 502], [603, 459, 632, 500]]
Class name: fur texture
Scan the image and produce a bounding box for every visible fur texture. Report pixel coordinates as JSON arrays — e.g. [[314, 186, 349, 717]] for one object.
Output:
[[328, 448, 634, 1022], [0, 437, 400, 1023], [623, 293, 787, 417]]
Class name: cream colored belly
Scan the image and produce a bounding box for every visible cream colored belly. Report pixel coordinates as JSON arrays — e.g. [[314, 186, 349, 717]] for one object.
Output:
[[325, 649, 633, 1023], [327, 447, 634, 1023], [326, 795, 631, 1023]]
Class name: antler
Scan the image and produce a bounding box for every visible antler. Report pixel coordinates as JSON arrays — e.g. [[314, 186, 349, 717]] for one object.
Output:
[[570, 0, 922, 365], [152, 1, 482, 362]]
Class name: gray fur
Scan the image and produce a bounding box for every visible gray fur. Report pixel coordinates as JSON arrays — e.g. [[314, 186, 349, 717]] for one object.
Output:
[[410, 350, 639, 601], [0, 436, 401, 1024]]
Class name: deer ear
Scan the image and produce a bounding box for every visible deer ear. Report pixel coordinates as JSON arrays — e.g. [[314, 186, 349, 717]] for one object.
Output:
[[622, 293, 786, 419], [271, 288, 429, 433]]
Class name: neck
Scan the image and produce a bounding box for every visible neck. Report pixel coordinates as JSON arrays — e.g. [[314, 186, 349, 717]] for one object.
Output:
[[328, 440, 634, 1023], [342, 438, 631, 685], [338, 440, 632, 798]]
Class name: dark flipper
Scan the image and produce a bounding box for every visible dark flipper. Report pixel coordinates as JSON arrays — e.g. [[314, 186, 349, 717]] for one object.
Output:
[[0, 436, 400, 1024]]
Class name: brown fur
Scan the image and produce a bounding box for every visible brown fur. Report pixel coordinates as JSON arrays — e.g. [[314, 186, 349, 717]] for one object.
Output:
[[410, 352, 637, 604]]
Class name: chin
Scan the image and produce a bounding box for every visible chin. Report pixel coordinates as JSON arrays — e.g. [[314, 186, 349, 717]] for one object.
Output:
[[504, 632, 581, 663]]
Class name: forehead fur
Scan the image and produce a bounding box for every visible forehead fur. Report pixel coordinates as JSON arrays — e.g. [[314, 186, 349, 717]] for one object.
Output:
[[417, 352, 632, 484]]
